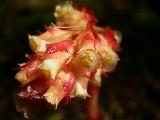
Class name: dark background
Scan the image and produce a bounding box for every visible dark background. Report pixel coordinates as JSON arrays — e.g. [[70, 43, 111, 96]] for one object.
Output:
[[0, 0, 160, 119]]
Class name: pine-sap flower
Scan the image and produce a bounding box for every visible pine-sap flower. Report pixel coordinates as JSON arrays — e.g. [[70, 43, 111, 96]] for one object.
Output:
[[43, 69, 75, 108], [54, 1, 97, 29], [14, 2, 121, 116]]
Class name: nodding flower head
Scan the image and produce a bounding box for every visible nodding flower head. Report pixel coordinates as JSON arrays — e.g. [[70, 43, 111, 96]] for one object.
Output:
[[15, 2, 121, 116]]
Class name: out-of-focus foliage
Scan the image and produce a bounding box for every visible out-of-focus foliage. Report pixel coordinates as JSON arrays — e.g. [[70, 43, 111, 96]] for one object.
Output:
[[0, 0, 160, 120]]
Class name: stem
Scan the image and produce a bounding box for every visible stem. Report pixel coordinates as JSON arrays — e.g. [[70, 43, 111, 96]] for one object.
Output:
[[85, 85, 101, 120]]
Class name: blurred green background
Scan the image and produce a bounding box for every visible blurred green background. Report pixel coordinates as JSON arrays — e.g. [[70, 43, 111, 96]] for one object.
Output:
[[0, 0, 160, 119]]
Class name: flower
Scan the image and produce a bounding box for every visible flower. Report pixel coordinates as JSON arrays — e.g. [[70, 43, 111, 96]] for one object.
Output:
[[15, 2, 121, 113]]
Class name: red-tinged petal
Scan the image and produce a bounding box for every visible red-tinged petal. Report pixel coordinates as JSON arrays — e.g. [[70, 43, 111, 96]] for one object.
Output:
[[86, 23, 100, 46], [103, 27, 120, 51], [63, 72, 75, 97], [43, 70, 75, 108], [46, 40, 72, 54], [28, 35, 48, 52], [73, 76, 90, 99], [15, 59, 42, 85], [74, 30, 97, 52], [38, 52, 72, 80], [74, 5, 97, 24], [21, 59, 40, 78], [43, 85, 65, 108], [17, 76, 50, 100], [43, 71, 68, 108]]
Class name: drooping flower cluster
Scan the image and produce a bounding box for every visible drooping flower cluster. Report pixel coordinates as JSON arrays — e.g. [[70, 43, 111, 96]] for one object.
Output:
[[15, 2, 121, 109]]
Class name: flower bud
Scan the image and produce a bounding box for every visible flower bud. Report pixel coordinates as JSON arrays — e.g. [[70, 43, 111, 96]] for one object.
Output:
[[72, 49, 100, 72], [98, 46, 119, 72]]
